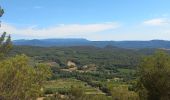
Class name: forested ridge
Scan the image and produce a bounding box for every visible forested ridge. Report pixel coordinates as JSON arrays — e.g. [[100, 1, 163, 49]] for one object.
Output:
[[11, 45, 169, 69], [13, 39, 170, 49]]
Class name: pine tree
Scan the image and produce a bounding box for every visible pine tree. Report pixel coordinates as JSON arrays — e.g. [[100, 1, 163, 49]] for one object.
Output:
[[0, 6, 52, 99], [137, 51, 170, 100], [0, 6, 4, 17], [0, 6, 12, 59]]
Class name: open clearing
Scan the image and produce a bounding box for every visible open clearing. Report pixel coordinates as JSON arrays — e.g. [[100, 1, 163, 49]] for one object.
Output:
[[44, 78, 105, 95]]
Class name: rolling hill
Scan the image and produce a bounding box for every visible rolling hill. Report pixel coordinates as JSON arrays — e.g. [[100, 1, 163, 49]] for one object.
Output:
[[13, 39, 170, 49]]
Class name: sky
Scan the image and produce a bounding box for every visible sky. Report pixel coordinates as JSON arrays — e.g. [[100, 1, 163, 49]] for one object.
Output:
[[0, 0, 170, 40]]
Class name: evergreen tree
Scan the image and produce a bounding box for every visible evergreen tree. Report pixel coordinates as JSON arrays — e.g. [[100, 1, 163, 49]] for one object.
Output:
[[0, 5, 51, 99], [0, 6, 4, 17], [0, 6, 12, 59], [137, 51, 170, 100]]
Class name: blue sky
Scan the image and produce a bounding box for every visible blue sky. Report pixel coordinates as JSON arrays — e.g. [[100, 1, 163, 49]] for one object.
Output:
[[1, 0, 170, 40]]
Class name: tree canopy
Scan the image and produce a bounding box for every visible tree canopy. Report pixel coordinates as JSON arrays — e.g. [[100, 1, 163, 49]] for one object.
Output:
[[0, 6, 4, 17], [138, 51, 170, 100], [0, 5, 52, 100], [0, 55, 51, 100], [0, 6, 12, 59]]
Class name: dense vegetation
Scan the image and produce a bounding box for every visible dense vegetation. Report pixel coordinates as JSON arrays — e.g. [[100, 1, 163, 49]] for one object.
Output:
[[10, 46, 149, 68], [10, 46, 143, 81], [137, 51, 170, 100], [9, 45, 170, 100]]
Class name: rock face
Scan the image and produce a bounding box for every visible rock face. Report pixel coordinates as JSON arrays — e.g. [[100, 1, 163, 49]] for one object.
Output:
[[47, 62, 59, 67], [60, 61, 77, 72], [67, 61, 76, 68], [81, 64, 96, 72]]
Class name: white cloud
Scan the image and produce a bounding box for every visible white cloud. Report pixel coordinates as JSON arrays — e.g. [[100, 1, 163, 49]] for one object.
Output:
[[0, 22, 119, 38], [143, 18, 170, 26], [2, 20, 170, 41]]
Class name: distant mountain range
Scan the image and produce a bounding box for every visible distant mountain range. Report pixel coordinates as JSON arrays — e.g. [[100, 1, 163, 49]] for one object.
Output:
[[13, 38, 170, 49]]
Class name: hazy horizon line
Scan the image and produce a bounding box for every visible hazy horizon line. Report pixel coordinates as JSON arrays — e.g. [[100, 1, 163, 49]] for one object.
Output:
[[12, 38, 170, 41]]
